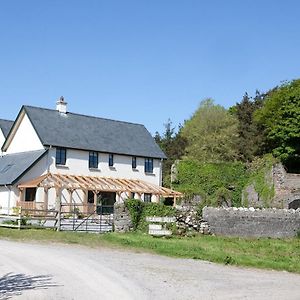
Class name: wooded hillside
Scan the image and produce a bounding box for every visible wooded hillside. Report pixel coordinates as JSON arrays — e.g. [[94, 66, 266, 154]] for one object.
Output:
[[155, 80, 300, 205]]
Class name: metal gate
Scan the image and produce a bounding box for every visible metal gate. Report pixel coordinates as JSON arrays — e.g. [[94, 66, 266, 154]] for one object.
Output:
[[59, 203, 114, 233]]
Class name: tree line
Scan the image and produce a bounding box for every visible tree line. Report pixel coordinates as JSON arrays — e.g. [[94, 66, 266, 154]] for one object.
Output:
[[155, 79, 300, 185]]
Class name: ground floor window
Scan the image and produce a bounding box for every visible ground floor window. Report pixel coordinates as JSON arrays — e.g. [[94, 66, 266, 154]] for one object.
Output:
[[144, 193, 152, 203], [25, 188, 36, 202], [87, 191, 94, 204]]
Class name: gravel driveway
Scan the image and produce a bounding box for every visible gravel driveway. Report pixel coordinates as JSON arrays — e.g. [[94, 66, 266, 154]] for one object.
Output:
[[0, 239, 299, 299]]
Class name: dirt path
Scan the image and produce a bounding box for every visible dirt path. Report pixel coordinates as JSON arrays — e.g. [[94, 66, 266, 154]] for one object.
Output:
[[0, 240, 299, 300]]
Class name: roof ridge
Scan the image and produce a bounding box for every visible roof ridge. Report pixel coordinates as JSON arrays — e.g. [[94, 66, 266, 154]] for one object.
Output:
[[0, 118, 14, 123], [23, 105, 145, 127]]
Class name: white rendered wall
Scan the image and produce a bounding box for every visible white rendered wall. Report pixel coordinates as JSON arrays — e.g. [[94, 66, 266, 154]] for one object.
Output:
[[2, 147, 163, 210], [48, 148, 162, 186], [6, 114, 44, 154], [0, 186, 19, 215]]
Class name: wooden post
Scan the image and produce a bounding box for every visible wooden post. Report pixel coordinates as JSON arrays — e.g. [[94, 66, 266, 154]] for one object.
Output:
[[68, 189, 73, 213], [55, 188, 61, 231], [19, 188, 24, 202], [93, 191, 98, 213], [43, 188, 49, 211], [83, 190, 88, 214], [173, 196, 177, 207], [18, 207, 21, 230]]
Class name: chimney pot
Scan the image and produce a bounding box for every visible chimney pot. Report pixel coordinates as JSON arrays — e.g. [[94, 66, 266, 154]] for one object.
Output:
[[56, 96, 67, 114]]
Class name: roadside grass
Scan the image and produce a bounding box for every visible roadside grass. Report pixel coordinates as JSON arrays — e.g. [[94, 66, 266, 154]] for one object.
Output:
[[0, 228, 299, 273]]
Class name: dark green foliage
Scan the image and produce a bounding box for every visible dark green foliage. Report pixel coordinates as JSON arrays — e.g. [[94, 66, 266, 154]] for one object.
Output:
[[173, 160, 248, 207], [255, 80, 300, 171], [233, 91, 266, 161], [125, 198, 144, 230], [154, 119, 187, 186], [245, 154, 277, 206], [125, 199, 176, 232], [173, 155, 277, 209]]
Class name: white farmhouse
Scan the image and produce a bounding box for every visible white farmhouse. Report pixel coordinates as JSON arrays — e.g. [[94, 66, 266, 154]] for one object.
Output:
[[0, 97, 181, 215]]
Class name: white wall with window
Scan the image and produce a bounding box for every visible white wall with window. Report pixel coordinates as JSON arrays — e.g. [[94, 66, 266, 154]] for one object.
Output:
[[49, 148, 162, 185]]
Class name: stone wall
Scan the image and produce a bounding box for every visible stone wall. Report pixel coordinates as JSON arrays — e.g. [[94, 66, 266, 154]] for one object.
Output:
[[273, 163, 300, 209], [202, 206, 300, 238], [114, 203, 133, 232]]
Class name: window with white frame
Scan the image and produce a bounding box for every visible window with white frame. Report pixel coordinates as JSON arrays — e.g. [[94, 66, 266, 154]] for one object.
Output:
[[56, 147, 66, 165], [144, 158, 153, 173], [144, 193, 152, 203], [89, 151, 98, 169]]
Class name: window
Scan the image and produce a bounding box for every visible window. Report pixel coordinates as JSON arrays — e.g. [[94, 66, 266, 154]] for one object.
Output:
[[132, 156, 137, 169], [144, 193, 152, 203], [144, 158, 153, 173], [87, 191, 95, 204], [89, 151, 98, 169], [56, 147, 66, 165], [109, 154, 114, 167], [25, 188, 36, 202]]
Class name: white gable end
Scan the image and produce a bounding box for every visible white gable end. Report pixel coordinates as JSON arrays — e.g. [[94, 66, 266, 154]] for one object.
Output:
[[6, 113, 44, 154], [0, 130, 5, 153]]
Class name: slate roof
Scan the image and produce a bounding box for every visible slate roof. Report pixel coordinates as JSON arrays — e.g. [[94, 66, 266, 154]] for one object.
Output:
[[0, 150, 47, 185], [0, 119, 14, 138], [23, 106, 166, 159]]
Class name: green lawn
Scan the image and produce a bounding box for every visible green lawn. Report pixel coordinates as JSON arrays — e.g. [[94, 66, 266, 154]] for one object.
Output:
[[0, 228, 299, 273]]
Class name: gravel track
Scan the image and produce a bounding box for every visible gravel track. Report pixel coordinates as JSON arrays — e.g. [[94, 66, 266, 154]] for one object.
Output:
[[0, 240, 299, 299]]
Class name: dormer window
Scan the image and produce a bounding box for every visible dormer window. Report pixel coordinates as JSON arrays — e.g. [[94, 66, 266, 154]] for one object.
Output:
[[56, 147, 66, 165], [109, 154, 114, 167], [89, 151, 98, 169]]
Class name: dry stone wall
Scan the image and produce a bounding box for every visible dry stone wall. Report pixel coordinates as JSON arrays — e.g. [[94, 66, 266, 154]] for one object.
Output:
[[202, 206, 300, 238], [114, 203, 133, 232], [272, 164, 300, 208]]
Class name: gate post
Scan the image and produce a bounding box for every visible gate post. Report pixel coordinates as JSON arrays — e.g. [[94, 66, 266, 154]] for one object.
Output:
[[56, 203, 61, 232]]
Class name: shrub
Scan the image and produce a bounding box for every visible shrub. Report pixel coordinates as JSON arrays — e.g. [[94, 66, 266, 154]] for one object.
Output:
[[125, 199, 176, 232]]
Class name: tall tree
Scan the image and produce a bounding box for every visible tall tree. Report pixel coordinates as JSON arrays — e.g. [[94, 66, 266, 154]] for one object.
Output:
[[234, 91, 265, 161], [155, 119, 187, 186], [255, 80, 300, 171], [181, 99, 239, 162]]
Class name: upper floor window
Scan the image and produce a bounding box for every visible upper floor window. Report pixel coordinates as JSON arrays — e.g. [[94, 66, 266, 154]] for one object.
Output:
[[132, 156, 137, 169], [144, 193, 152, 203], [109, 154, 114, 167], [144, 158, 153, 173], [56, 147, 66, 165], [89, 151, 98, 169]]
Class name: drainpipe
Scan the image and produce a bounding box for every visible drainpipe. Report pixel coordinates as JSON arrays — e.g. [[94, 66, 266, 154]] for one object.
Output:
[[47, 145, 52, 173], [159, 159, 163, 187], [4, 185, 11, 215]]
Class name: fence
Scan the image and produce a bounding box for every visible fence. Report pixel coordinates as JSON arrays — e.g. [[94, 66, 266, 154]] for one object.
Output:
[[59, 203, 114, 233], [0, 207, 58, 230], [0, 203, 114, 233]]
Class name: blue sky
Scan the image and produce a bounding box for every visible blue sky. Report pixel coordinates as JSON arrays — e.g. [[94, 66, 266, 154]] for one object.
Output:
[[0, 0, 299, 134]]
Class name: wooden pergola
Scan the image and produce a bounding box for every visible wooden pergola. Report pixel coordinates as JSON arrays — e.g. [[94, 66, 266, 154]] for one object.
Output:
[[17, 173, 182, 210]]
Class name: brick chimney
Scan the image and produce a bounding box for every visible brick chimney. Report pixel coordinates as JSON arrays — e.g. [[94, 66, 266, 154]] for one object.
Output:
[[56, 96, 67, 114]]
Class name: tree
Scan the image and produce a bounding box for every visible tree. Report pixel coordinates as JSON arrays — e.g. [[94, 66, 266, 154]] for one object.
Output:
[[255, 80, 300, 171], [180, 99, 239, 162], [155, 119, 187, 186], [233, 91, 265, 161]]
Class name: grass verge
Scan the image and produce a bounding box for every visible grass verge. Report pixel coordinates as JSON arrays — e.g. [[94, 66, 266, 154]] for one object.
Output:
[[0, 228, 299, 273]]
